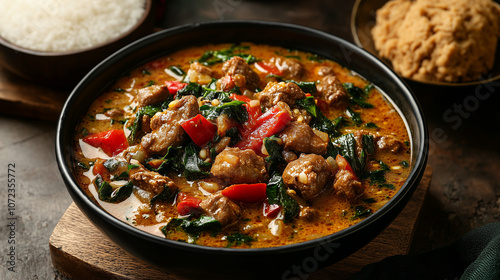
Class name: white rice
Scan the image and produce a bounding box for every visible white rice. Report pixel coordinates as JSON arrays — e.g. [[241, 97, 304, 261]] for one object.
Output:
[[0, 0, 145, 52]]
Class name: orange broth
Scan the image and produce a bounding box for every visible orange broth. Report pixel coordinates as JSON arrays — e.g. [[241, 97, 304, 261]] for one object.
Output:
[[72, 43, 411, 248]]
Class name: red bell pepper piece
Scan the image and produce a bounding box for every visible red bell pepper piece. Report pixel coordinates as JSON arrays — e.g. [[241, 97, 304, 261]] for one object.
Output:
[[165, 81, 187, 95], [181, 114, 216, 147], [255, 61, 283, 76], [221, 183, 268, 204], [229, 93, 252, 103], [83, 129, 128, 156], [263, 199, 281, 218], [177, 193, 202, 216], [147, 159, 164, 169], [336, 154, 358, 181], [236, 105, 291, 153]]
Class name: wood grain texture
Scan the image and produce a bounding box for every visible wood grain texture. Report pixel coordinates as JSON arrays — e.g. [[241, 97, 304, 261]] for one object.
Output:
[[0, 67, 68, 121], [49, 166, 432, 280]]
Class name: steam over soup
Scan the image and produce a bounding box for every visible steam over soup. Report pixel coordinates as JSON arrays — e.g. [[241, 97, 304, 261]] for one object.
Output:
[[72, 43, 411, 248]]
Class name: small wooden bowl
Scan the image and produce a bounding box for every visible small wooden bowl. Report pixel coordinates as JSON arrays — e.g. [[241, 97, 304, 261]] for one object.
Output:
[[0, 0, 155, 89]]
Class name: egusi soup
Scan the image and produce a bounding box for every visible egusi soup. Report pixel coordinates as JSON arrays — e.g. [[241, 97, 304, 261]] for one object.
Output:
[[72, 43, 411, 248]]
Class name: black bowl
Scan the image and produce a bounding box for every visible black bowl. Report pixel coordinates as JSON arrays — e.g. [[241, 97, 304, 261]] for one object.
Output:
[[56, 21, 428, 279]]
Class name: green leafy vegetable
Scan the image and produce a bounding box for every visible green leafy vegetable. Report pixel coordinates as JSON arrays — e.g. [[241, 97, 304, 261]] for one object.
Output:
[[362, 198, 376, 204], [364, 84, 374, 94], [307, 54, 325, 62], [182, 143, 212, 180], [162, 215, 221, 241], [169, 65, 186, 76], [127, 100, 171, 144], [226, 232, 255, 247], [352, 205, 372, 220], [103, 159, 120, 172], [296, 96, 340, 137], [367, 160, 395, 190], [175, 82, 203, 99], [263, 136, 287, 176], [94, 175, 133, 203], [286, 80, 317, 94], [266, 174, 299, 223], [346, 108, 363, 126], [200, 100, 248, 124], [331, 133, 374, 178], [197, 45, 257, 65], [150, 185, 178, 206], [343, 83, 374, 108], [365, 122, 378, 129]]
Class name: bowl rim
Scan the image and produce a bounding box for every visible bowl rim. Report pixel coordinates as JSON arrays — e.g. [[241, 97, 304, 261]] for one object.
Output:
[[56, 20, 428, 256], [350, 0, 500, 87], [0, 0, 152, 56]]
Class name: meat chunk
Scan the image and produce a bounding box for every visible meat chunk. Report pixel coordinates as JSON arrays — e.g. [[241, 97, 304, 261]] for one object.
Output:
[[314, 66, 335, 77], [316, 74, 349, 107], [257, 82, 306, 108], [211, 148, 268, 184], [299, 206, 318, 222], [280, 122, 328, 155], [282, 154, 334, 200], [269, 57, 304, 79], [104, 108, 124, 118], [129, 163, 175, 195], [376, 134, 403, 153], [222, 56, 260, 90], [186, 62, 213, 84], [199, 192, 242, 228], [333, 169, 364, 201], [141, 95, 200, 155], [135, 85, 171, 108]]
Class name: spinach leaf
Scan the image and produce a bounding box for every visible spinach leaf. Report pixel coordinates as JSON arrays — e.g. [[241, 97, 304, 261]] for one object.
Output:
[[263, 136, 286, 176], [200, 100, 248, 124], [182, 143, 212, 180], [103, 159, 120, 172], [351, 205, 372, 220], [364, 84, 374, 94], [346, 108, 363, 126], [169, 65, 186, 76], [296, 96, 340, 137], [226, 232, 255, 247], [197, 45, 257, 65], [202, 89, 231, 102], [364, 122, 378, 129], [266, 174, 300, 223], [343, 83, 374, 108], [331, 133, 374, 178], [127, 100, 171, 144], [147, 146, 184, 174], [286, 80, 317, 94], [94, 175, 133, 203], [162, 215, 221, 241], [150, 185, 178, 206], [367, 160, 394, 189], [175, 82, 203, 99]]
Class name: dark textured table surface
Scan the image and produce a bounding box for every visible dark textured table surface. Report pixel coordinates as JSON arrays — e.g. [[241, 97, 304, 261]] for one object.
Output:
[[1, 1, 499, 279]]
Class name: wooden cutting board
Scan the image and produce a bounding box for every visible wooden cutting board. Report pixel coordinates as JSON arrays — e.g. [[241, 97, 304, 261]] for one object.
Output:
[[49, 166, 432, 280], [0, 67, 68, 121]]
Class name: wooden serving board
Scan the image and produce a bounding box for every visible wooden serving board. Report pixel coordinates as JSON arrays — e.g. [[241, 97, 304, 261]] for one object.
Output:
[[49, 166, 432, 280], [0, 67, 68, 121]]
